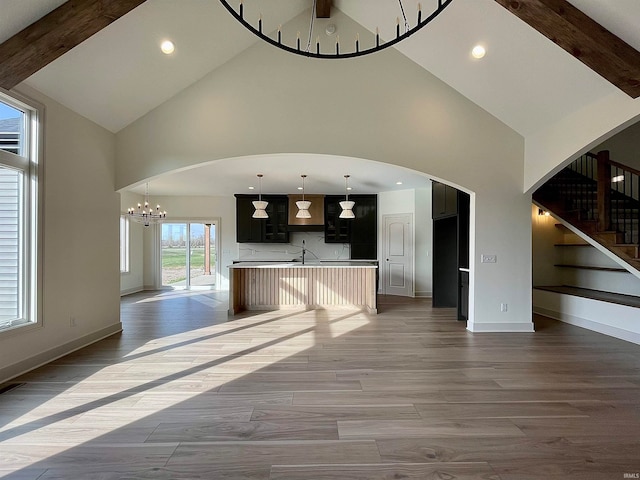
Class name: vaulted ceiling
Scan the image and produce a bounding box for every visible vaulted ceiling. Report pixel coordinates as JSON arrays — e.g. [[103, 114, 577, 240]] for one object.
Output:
[[1, 0, 639, 195]]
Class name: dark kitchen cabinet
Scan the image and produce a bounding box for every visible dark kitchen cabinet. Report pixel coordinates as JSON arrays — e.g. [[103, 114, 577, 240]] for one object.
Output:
[[236, 195, 262, 243], [235, 195, 289, 243], [324, 195, 377, 259], [432, 181, 458, 219], [350, 195, 377, 259], [431, 182, 470, 319], [432, 215, 458, 308], [458, 270, 469, 321], [324, 195, 351, 243]]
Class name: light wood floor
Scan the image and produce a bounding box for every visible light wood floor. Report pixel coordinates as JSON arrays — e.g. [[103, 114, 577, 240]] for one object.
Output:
[[1, 291, 640, 479]]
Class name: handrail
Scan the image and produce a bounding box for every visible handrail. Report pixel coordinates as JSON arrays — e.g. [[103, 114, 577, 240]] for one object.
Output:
[[609, 159, 640, 178]]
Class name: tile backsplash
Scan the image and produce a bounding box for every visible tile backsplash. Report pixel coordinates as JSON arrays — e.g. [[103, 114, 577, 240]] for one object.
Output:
[[238, 232, 350, 261]]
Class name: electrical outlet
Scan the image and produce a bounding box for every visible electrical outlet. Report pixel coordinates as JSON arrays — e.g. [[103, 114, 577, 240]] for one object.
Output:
[[70, 316, 77, 327], [500, 303, 508, 312], [481, 254, 497, 263]]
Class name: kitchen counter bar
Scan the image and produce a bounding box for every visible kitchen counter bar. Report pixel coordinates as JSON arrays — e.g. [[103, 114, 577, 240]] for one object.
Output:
[[228, 262, 377, 315]]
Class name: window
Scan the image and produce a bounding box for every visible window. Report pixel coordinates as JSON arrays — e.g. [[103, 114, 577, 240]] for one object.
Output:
[[120, 216, 130, 273], [0, 94, 40, 333]]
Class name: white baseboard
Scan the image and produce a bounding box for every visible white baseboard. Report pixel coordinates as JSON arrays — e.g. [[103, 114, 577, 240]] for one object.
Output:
[[414, 290, 432, 298], [467, 321, 535, 333], [120, 286, 144, 296], [534, 306, 640, 345], [0, 322, 123, 384]]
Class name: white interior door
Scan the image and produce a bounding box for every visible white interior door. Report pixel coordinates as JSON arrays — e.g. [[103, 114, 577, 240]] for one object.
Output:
[[382, 214, 413, 297]]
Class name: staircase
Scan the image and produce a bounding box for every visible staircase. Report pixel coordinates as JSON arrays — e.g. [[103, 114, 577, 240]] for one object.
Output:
[[533, 151, 640, 272]]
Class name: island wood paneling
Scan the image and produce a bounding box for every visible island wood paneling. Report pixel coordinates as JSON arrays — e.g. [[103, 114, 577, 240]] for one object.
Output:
[[230, 266, 377, 315]]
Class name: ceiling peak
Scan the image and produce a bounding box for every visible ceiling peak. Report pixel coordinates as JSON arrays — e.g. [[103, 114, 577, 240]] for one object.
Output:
[[316, 0, 332, 18]]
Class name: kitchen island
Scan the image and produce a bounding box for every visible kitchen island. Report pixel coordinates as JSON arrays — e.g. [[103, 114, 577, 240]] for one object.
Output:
[[228, 262, 378, 315]]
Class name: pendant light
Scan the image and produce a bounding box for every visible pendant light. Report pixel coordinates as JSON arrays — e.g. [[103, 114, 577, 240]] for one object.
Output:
[[296, 174, 312, 219], [252, 174, 268, 219], [339, 174, 355, 219]]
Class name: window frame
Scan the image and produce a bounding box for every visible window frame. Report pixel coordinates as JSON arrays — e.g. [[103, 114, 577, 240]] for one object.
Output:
[[0, 90, 43, 336], [120, 215, 130, 274]]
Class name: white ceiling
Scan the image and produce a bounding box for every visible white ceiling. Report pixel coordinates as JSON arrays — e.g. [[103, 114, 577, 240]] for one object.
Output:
[[3, 0, 639, 196], [133, 154, 433, 197], [0, 0, 66, 43]]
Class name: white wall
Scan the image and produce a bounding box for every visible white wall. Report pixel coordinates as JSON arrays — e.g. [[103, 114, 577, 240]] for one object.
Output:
[[415, 187, 433, 298], [531, 206, 561, 286], [0, 86, 121, 383], [120, 191, 144, 295], [116, 40, 531, 332], [595, 120, 640, 172]]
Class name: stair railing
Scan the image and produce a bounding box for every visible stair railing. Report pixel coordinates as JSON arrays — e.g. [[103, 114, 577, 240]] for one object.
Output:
[[549, 150, 639, 247], [565, 152, 598, 221], [608, 158, 640, 245]]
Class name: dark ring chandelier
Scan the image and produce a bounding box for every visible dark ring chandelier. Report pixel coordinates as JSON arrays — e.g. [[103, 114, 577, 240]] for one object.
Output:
[[219, 0, 454, 59]]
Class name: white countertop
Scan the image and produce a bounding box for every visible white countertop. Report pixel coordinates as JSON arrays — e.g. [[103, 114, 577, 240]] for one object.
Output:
[[229, 261, 377, 268]]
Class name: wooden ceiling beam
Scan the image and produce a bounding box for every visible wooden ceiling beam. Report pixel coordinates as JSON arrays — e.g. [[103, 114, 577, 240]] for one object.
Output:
[[494, 0, 640, 98], [0, 0, 148, 91], [316, 0, 332, 18]]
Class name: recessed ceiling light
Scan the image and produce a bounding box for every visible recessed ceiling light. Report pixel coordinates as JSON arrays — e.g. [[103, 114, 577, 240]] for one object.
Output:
[[347, 187, 352, 191], [161, 40, 175, 55], [248, 186, 255, 190], [471, 45, 486, 59], [297, 186, 303, 190], [396, 181, 403, 185]]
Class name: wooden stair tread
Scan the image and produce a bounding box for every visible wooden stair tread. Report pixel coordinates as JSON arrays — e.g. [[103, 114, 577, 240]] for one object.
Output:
[[554, 243, 591, 247], [554, 264, 629, 272], [535, 285, 640, 308]]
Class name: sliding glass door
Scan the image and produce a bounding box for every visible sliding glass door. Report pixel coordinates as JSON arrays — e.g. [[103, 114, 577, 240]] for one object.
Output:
[[161, 222, 217, 289]]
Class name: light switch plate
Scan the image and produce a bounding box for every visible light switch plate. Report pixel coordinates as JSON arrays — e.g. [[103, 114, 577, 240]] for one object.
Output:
[[481, 254, 497, 263]]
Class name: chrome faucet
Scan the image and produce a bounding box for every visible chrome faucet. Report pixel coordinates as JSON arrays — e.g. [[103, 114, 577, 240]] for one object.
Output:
[[302, 240, 306, 265]]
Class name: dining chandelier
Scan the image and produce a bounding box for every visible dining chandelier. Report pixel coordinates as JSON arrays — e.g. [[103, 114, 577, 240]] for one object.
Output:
[[127, 183, 167, 227], [219, 0, 454, 60]]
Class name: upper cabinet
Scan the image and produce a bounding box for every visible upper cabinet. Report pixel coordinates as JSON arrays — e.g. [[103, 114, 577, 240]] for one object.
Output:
[[324, 195, 351, 243], [350, 195, 377, 259], [236, 192, 377, 258], [432, 181, 458, 219], [324, 194, 377, 259], [235, 195, 289, 243], [236, 194, 263, 243]]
